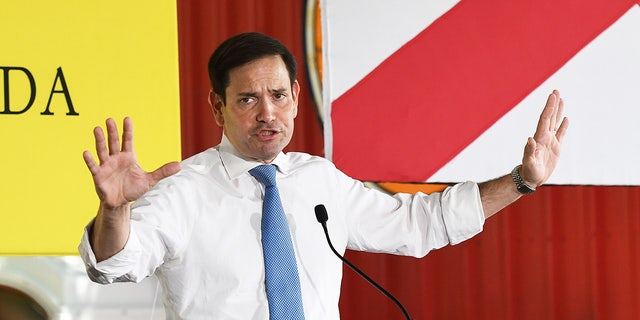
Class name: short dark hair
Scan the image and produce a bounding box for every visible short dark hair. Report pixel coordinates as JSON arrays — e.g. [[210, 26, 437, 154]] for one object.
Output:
[[208, 32, 297, 103]]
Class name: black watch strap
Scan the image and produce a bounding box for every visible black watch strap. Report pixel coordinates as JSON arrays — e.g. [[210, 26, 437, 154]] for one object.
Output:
[[511, 165, 536, 194]]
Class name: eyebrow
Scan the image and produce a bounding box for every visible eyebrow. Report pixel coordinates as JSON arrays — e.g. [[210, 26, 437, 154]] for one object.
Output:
[[236, 87, 289, 97], [271, 88, 288, 95]]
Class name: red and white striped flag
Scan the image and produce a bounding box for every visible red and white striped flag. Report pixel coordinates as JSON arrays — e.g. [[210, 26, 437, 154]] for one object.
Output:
[[322, 0, 640, 185]]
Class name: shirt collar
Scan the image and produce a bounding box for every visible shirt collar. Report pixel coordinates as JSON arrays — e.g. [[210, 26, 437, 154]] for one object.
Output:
[[218, 133, 291, 180]]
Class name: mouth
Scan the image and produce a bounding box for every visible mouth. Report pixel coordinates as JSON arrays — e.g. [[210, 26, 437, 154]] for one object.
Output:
[[255, 128, 281, 141]]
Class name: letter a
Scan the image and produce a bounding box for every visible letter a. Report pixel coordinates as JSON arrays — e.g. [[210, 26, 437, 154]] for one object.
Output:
[[42, 67, 79, 116]]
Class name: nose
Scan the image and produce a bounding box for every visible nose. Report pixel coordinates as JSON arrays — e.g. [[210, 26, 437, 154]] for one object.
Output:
[[256, 99, 276, 123]]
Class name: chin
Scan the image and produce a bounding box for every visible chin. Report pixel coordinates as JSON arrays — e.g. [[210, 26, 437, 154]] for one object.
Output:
[[246, 149, 276, 163]]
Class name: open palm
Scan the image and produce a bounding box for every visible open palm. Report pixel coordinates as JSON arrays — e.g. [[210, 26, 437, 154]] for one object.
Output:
[[521, 90, 569, 187], [83, 118, 181, 209]]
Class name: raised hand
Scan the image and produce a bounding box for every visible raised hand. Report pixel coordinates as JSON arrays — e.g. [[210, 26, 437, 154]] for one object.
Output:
[[83, 117, 181, 261], [83, 117, 181, 209], [520, 90, 569, 187], [479, 90, 570, 218]]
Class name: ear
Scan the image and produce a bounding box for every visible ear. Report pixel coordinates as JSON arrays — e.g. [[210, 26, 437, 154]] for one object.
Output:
[[208, 89, 225, 127], [292, 80, 300, 118]]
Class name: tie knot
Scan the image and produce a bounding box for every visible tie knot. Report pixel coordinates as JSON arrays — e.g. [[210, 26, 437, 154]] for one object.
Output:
[[249, 164, 277, 187]]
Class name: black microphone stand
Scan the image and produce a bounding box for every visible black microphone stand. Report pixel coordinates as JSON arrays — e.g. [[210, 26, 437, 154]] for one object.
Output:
[[315, 205, 412, 320]]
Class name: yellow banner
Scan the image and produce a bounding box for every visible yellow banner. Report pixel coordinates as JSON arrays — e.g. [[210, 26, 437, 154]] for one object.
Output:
[[0, 1, 181, 254]]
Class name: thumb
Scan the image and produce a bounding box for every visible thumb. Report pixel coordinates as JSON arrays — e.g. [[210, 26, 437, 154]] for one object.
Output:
[[522, 137, 537, 163], [149, 161, 182, 186]]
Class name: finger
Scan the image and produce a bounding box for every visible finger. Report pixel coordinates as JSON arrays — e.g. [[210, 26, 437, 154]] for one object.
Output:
[[555, 96, 565, 131], [534, 92, 556, 139], [83, 150, 99, 175], [555, 116, 570, 143], [550, 90, 560, 132], [106, 118, 121, 155], [522, 137, 537, 164], [94, 126, 109, 163], [148, 161, 182, 186], [122, 117, 134, 152]]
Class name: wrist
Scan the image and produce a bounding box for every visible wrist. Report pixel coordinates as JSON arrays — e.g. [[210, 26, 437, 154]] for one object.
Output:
[[98, 202, 131, 223], [511, 165, 536, 194]]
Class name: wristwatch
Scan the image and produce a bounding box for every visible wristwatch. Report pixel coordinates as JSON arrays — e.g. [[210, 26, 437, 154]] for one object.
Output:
[[511, 165, 536, 194]]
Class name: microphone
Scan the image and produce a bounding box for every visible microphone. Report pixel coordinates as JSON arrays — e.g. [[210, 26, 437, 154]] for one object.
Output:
[[314, 204, 412, 320]]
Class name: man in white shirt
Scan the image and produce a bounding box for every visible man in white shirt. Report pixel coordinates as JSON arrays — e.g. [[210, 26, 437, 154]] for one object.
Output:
[[79, 32, 568, 319]]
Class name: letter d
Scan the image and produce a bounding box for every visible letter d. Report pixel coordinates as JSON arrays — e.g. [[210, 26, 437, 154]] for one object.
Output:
[[1, 66, 36, 114]]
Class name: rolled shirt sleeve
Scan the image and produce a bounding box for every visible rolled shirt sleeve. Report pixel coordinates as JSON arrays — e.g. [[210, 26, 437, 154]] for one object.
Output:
[[77, 219, 148, 284], [440, 181, 485, 245], [342, 177, 485, 258]]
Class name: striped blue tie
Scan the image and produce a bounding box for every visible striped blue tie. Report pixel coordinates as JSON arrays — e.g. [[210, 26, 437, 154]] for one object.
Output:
[[250, 164, 305, 319]]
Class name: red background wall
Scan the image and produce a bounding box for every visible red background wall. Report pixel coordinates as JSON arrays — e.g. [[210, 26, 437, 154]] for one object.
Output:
[[177, 1, 640, 319]]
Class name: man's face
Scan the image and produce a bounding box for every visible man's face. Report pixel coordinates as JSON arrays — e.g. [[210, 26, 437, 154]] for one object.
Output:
[[211, 55, 299, 163]]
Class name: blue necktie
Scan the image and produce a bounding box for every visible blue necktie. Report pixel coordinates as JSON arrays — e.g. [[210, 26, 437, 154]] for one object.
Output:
[[250, 164, 305, 319]]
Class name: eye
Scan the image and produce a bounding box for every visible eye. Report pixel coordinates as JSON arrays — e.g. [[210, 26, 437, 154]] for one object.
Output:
[[239, 97, 255, 104], [274, 92, 287, 100]]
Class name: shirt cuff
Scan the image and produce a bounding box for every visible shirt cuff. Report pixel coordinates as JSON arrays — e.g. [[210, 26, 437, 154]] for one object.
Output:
[[441, 181, 485, 245], [77, 219, 142, 284]]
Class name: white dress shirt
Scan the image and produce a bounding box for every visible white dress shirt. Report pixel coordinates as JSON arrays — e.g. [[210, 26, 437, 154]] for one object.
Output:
[[78, 135, 485, 319]]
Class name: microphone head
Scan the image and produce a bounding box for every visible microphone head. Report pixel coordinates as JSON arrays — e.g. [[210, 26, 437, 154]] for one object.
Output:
[[314, 204, 328, 223]]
